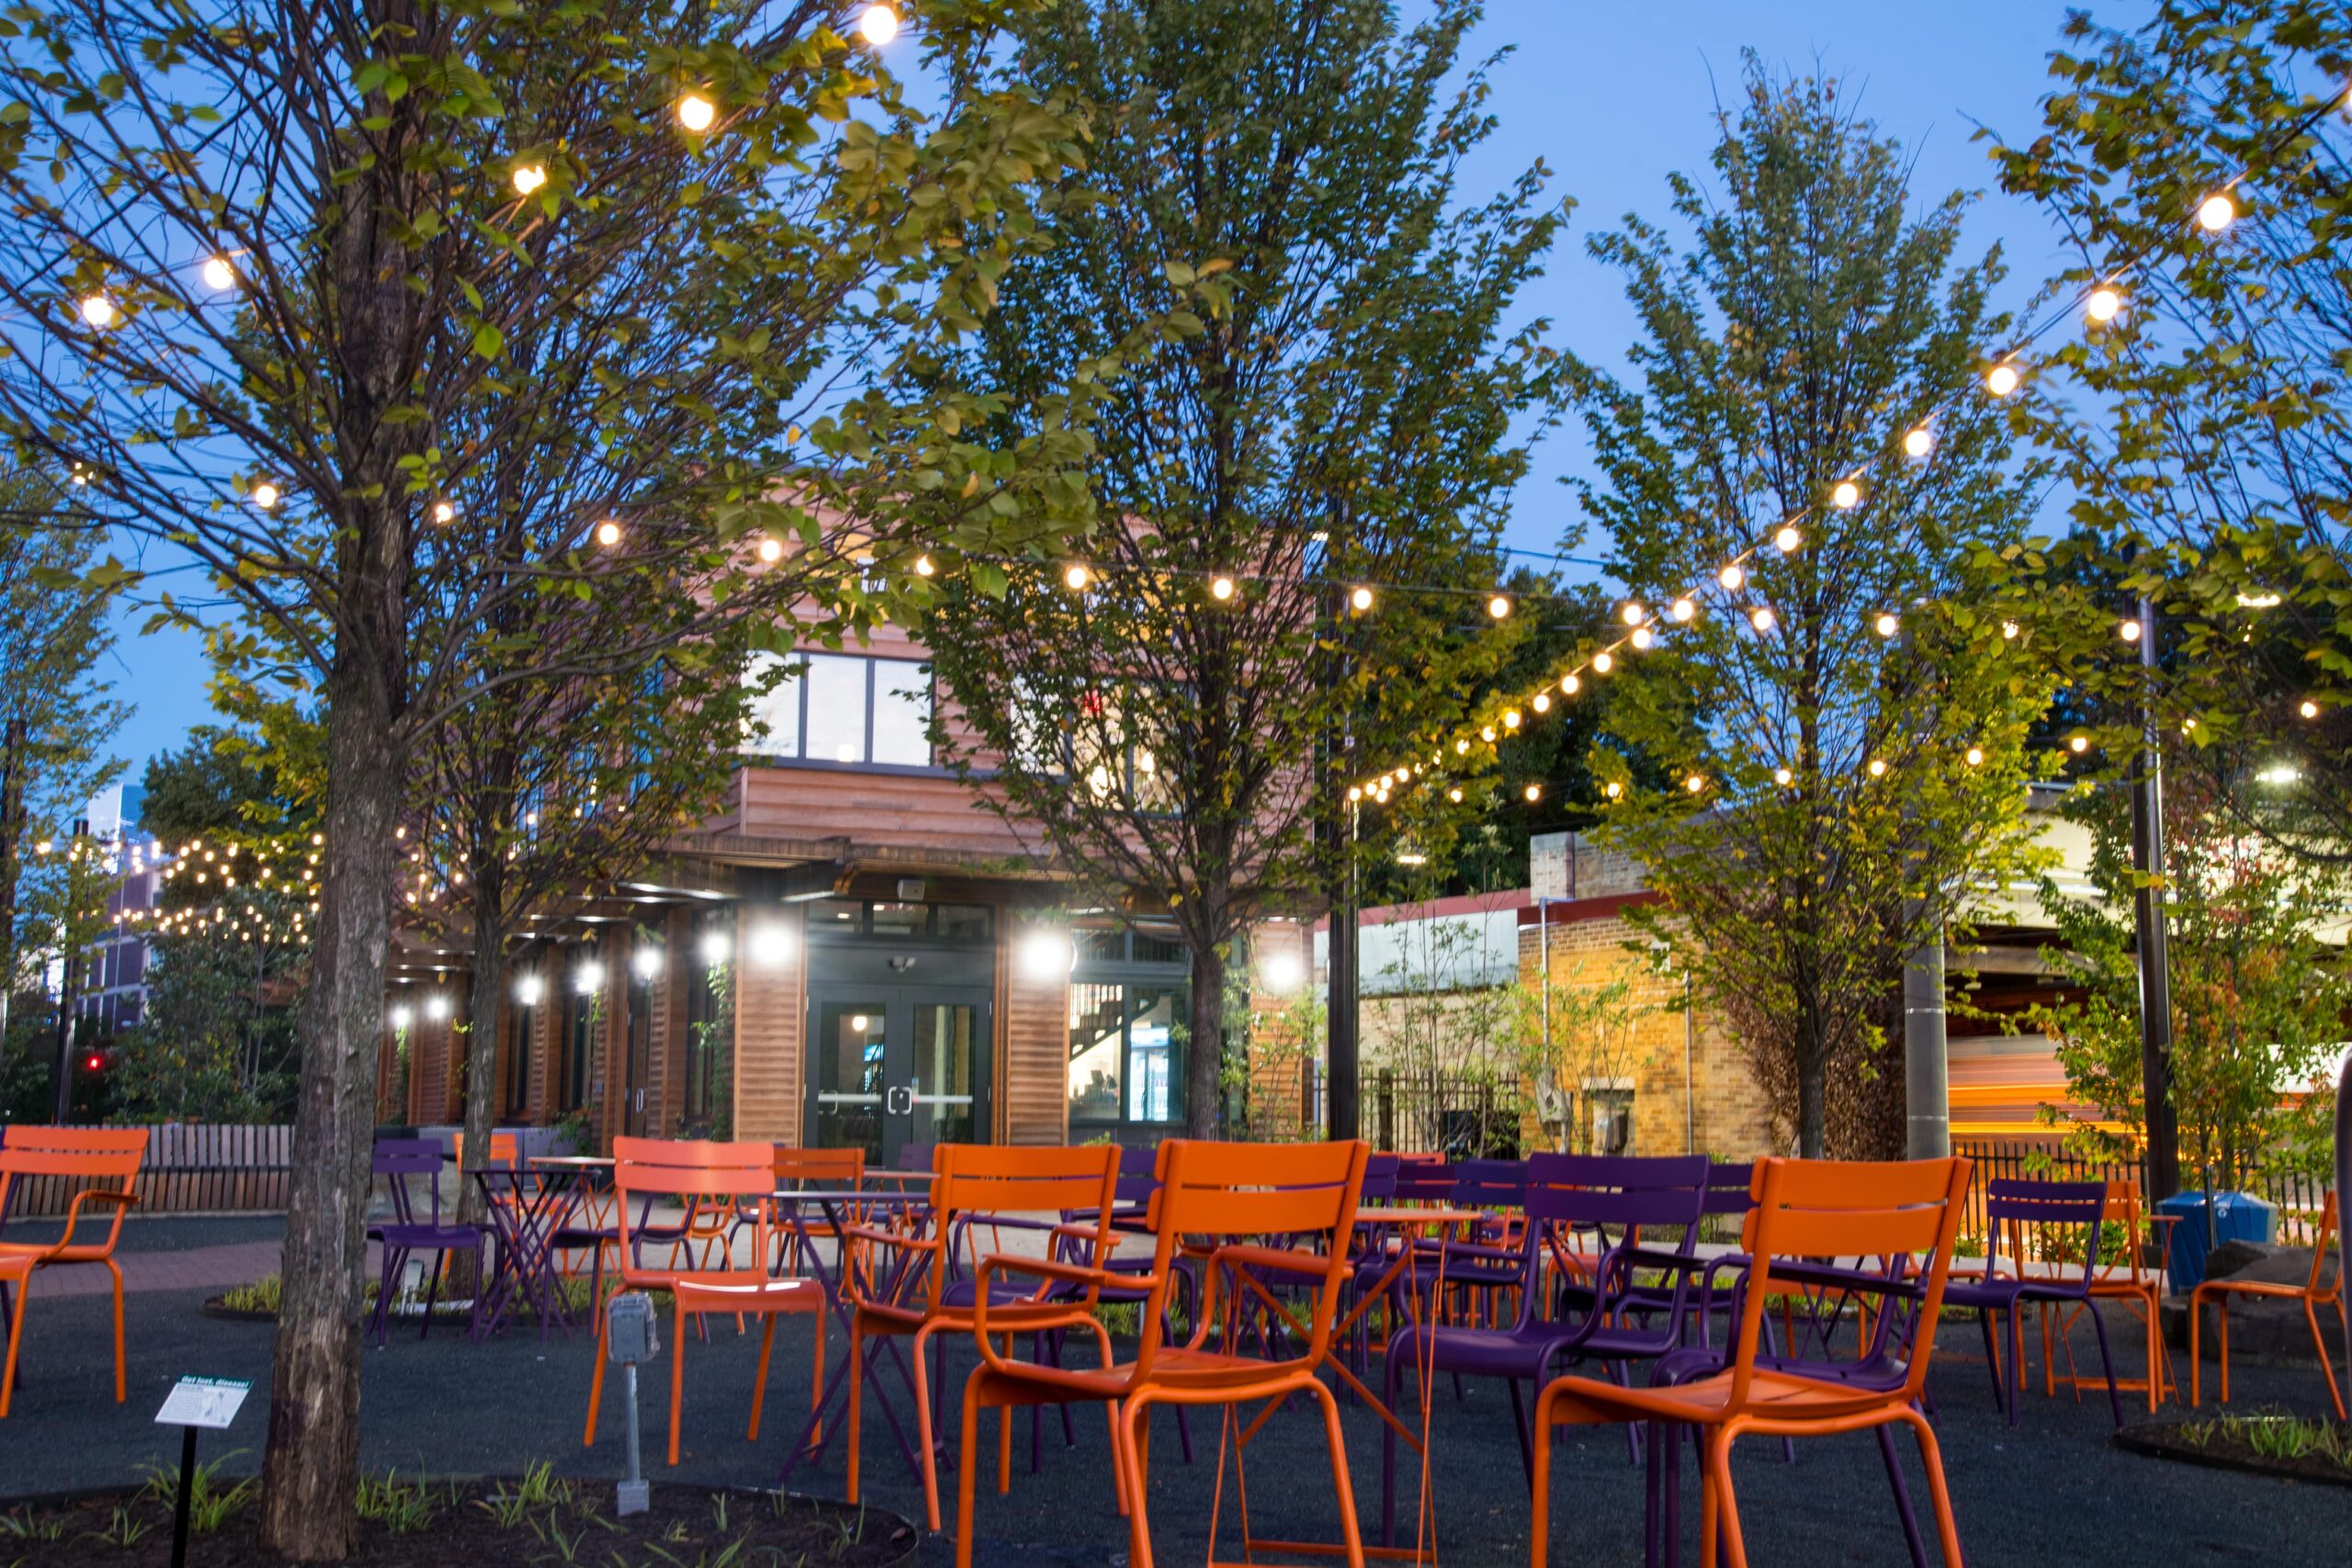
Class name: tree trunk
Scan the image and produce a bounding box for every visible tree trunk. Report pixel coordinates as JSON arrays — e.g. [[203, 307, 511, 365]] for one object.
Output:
[[1795, 1024, 1826, 1158], [0, 711, 22, 1050], [258, 661, 406, 1560], [449, 878, 506, 1292], [1185, 937, 1226, 1139]]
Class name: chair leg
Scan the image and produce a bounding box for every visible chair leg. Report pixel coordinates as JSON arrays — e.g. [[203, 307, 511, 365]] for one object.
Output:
[[1527, 1389, 1555, 1568], [913, 1324, 943, 1532], [420, 1247, 444, 1342], [107, 1258, 127, 1403], [2086, 1302, 2124, 1428], [1974, 1310, 2005, 1415], [1308, 1376, 1369, 1568], [669, 1295, 689, 1466], [584, 1306, 611, 1446], [749, 1312, 778, 1441], [846, 1320, 865, 1504], [1900, 1405, 1966, 1567], [2216, 1300, 2233, 1406], [0, 1274, 28, 1418], [1704, 1426, 1748, 1568], [2305, 1299, 2347, 1421], [1873, 1421, 1928, 1568], [1120, 1393, 1160, 1568], [2188, 1290, 2204, 1407], [956, 1367, 989, 1568]]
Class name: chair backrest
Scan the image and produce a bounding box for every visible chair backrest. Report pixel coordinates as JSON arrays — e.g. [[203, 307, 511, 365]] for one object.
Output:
[[452, 1131, 520, 1170], [1730, 1156, 1973, 1409], [925, 1144, 1123, 1313], [1360, 1152, 1401, 1204], [1450, 1158, 1527, 1213], [1391, 1156, 1453, 1204], [371, 1137, 447, 1225], [2305, 1190, 2341, 1299], [0, 1127, 148, 1249], [612, 1136, 776, 1276], [1114, 1143, 1162, 1206], [1703, 1161, 1758, 1216], [1984, 1178, 2109, 1290], [773, 1145, 865, 1190], [2099, 1179, 2155, 1289], [1519, 1154, 1711, 1329], [1133, 1139, 1368, 1381]]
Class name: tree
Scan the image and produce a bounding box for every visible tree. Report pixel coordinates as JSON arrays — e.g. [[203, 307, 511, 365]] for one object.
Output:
[[0, 5, 1110, 1554], [1991, 3, 2352, 859], [2027, 775, 2346, 1185], [1567, 63, 2053, 1157], [926, 0, 1566, 1136], [0, 468, 125, 1060]]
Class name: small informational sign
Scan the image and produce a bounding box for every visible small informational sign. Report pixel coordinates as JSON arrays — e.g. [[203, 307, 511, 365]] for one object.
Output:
[[155, 1375, 250, 1430], [1530, 831, 1572, 903]]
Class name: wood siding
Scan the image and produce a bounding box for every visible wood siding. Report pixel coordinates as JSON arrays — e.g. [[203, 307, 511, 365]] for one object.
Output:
[[999, 914, 1069, 1145], [732, 902, 807, 1144]]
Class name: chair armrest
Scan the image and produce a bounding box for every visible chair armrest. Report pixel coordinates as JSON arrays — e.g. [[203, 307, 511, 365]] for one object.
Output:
[[840, 1224, 938, 1251], [48, 1189, 139, 1256], [1206, 1243, 1329, 1280], [971, 1252, 1156, 1372]]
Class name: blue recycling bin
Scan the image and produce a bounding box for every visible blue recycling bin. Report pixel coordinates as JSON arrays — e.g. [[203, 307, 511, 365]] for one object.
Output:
[[2156, 1190, 2278, 1293]]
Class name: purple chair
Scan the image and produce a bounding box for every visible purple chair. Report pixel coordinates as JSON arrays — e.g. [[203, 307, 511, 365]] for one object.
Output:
[[1943, 1178, 2124, 1427], [1380, 1153, 1710, 1545], [366, 1138, 487, 1348]]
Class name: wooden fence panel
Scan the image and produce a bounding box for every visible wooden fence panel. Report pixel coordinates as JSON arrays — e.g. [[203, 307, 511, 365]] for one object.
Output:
[[0, 1122, 294, 1219]]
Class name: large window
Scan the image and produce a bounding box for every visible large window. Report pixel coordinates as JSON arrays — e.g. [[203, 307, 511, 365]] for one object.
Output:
[[1068, 923, 1189, 1130], [742, 653, 933, 767], [560, 964, 598, 1113], [504, 994, 536, 1117], [682, 911, 732, 1134]]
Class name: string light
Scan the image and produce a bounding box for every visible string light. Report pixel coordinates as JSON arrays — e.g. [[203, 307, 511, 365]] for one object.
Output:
[[1904, 426, 1933, 458], [1749, 607, 1775, 633], [2300, 698, 2321, 719], [1621, 602, 1646, 626], [1985, 363, 2020, 398], [756, 536, 784, 564], [1447, 788, 1464, 804], [1718, 564, 1745, 592], [1501, 708, 1521, 731], [1486, 594, 1511, 619], [1773, 767, 1793, 786], [1350, 586, 1374, 612], [1965, 746, 1984, 767], [1604, 781, 1623, 800], [251, 481, 280, 510], [200, 254, 236, 290], [1062, 563, 1091, 592], [2118, 618, 2142, 643], [1831, 479, 1861, 510], [1532, 693, 1551, 714], [1684, 773, 1704, 794], [1630, 626, 1655, 649], [1773, 524, 1802, 553], [677, 93, 717, 132], [1669, 597, 1695, 623], [1211, 575, 1236, 601], [2086, 285, 2124, 324], [431, 500, 456, 524], [594, 519, 622, 547], [2197, 192, 2236, 232], [1867, 758, 1888, 778], [2001, 620, 2020, 639], [1592, 651, 1614, 674], [80, 294, 118, 327], [2069, 735, 2089, 754], [1874, 612, 1899, 638], [512, 164, 547, 196], [857, 4, 899, 44], [914, 554, 936, 578], [1561, 673, 1580, 695]]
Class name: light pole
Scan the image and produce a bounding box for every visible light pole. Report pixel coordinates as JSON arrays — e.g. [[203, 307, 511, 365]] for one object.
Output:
[[2131, 593, 2180, 1201]]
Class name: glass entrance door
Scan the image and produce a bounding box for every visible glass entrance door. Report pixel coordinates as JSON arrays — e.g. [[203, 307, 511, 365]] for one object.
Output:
[[808, 986, 989, 1166]]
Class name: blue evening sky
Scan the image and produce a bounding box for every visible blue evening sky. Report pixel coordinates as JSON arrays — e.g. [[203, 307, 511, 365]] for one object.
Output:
[[96, 0, 2124, 778]]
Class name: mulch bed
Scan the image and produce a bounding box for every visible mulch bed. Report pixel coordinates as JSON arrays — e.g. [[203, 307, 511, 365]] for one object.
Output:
[[2116, 1418, 2352, 1490], [0, 1476, 919, 1568]]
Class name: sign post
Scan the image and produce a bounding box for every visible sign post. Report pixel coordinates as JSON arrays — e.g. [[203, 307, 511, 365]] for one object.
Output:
[[153, 1375, 251, 1568]]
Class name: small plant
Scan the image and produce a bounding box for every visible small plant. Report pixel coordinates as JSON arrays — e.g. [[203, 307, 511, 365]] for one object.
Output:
[[83, 1507, 152, 1548], [710, 1493, 730, 1534], [527, 1510, 589, 1563], [138, 1451, 255, 1534], [0, 1509, 62, 1542], [355, 1471, 439, 1533]]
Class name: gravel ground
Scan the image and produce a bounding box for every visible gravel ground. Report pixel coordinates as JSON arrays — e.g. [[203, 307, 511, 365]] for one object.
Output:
[[2, 1258, 2347, 1564]]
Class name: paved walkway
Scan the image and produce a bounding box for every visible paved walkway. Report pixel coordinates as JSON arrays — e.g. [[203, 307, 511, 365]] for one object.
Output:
[[25, 1237, 285, 1298]]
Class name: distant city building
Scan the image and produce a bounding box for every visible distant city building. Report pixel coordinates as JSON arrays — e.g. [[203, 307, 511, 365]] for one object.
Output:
[[81, 783, 161, 1032]]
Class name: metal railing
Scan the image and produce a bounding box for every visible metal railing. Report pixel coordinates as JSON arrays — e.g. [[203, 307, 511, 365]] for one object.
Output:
[[0, 1122, 293, 1218], [1952, 1137, 2335, 1247]]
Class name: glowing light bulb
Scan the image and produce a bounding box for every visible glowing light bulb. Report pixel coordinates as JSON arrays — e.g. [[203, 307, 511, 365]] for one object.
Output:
[[1346, 786, 1363, 803], [1622, 602, 1646, 626], [1718, 564, 1746, 592], [2301, 698, 2320, 719], [677, 93, 717, 132], [201, 254, 236, 291], [595, 519, 622, 547], [2069, 736, 2089, 754], [1684, 774, 1704, 794], [512, 164, 547, 196], [914, 554, 935, 577], [1670, 597, 1695, 623], [251, 481, 280, 510], [1447, 788, 1464, 804], [1211, 575, 1235, 601], [1774, 525, 1802, 553], [79, 293, 117, 327], [1831, 479, 1860, 510], [754, 536, 784, 564], [2086, 286, 2123, 324], [432, 500, 456, 524], [2001, 620, 2019, 639], [1592, 651, 1614, 674], [1455, 739, 1471, 755], [1874, 612, 1899, 638], [1561, 674, 1580, 695], [1867, 758, 1888, 779], [1773, 767, 1793, 786], [1351, 586, 1374, 612], [1522, 784, 1541, 803], [1480, 726, 1496, 743], [2119, 618, 2141, 643], [1749, 607, 1775, 633], [1986, 363, 2020, 398], [2196, 193, 2235, 232], [1904, 426, 1933, 458], [1965, 746, 1984, 767], [1487, 595, 1511, 619], [1604, 781, 1623, 800], [1532, 693, 1551, 714], [1631, 626, 1655, 649], [857, 4, 899, 45], [1501, 708, 1521, 730], [1064, 563, 1090, 592]]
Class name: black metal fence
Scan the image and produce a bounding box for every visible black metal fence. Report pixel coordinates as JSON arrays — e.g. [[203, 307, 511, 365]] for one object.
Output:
[[1952, 1137, 2334, 1247]]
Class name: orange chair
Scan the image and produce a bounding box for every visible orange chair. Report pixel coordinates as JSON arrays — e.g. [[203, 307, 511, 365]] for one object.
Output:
[[2190, 1190, 2345, 1421], [768, 1146, 866, 1276], [842, 1143, 1122, 1532], [2040, 1179, 2177, 1413], [1529, 1156, 1974, 1568], [452, 1131, 520, 1168], [0, 1127, 149, 1417], [953, 1139, 1373, 1568], [581, 1137, 827, 1464]]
